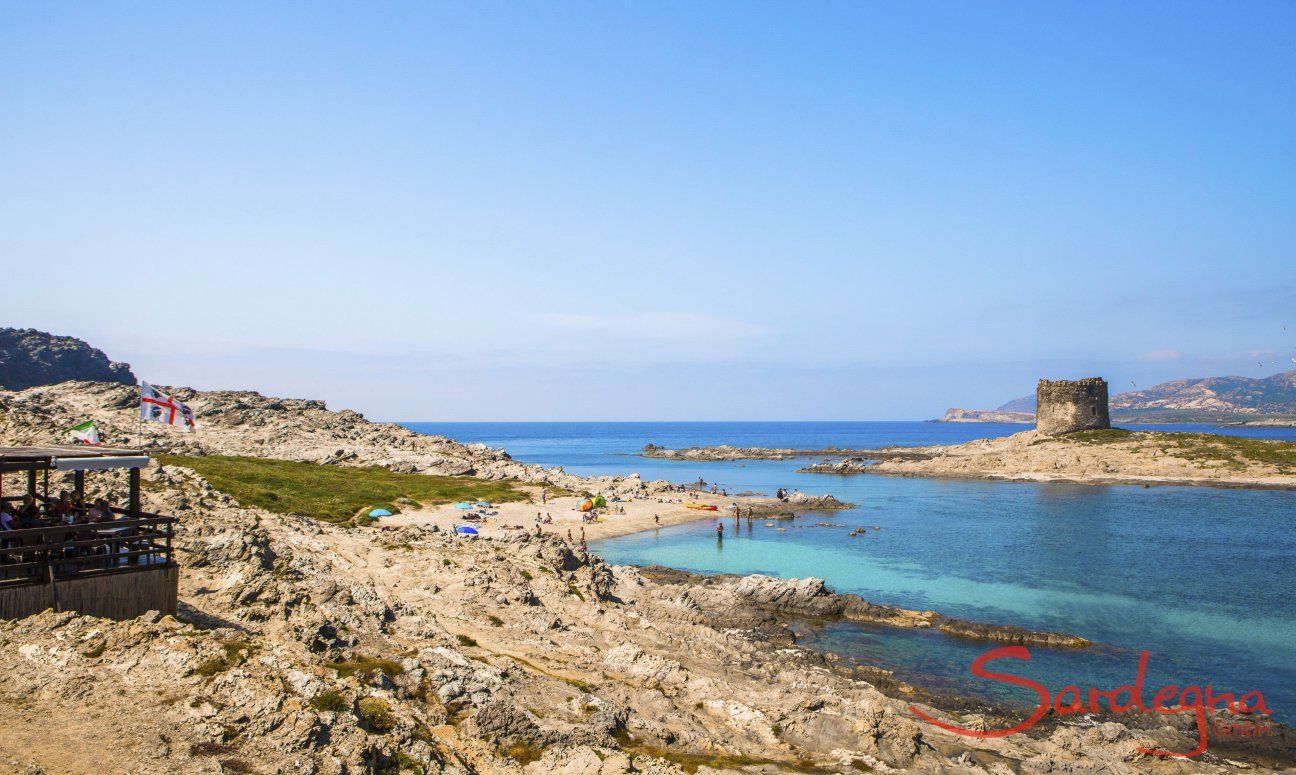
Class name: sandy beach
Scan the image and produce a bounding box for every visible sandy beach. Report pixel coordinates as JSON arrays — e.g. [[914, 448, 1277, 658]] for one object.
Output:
[[382, 487, 751, 541]]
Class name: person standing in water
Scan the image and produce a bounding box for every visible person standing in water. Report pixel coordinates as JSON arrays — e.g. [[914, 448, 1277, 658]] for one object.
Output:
[[716, 522, 724, 538]]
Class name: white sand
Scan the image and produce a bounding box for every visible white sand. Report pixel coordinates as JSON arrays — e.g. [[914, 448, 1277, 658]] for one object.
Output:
[[380, 486, 743, 541]]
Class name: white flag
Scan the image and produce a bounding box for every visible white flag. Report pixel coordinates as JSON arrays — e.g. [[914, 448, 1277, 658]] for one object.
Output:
[[140, 383, 197, 428]]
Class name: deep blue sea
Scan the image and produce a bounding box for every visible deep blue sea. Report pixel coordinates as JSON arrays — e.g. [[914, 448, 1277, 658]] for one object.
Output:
[[402, 421, 1296, 722]]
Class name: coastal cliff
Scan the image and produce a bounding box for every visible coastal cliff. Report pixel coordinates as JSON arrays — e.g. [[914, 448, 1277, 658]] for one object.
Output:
[[936, 408, 1032, 423]]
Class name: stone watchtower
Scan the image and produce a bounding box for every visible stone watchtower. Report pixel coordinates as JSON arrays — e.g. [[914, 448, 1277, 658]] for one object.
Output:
[[1035, 377, 1110, 435]]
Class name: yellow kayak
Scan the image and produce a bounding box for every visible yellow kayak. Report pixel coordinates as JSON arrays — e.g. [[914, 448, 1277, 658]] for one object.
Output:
[[684, 502, 718, 511]]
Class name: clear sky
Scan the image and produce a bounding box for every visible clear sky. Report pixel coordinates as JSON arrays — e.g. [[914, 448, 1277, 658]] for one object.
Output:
[[2, 2, 1294, 420]]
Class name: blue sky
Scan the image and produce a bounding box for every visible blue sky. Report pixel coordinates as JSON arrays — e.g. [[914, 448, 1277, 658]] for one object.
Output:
[[2, 2, 1294, 420]]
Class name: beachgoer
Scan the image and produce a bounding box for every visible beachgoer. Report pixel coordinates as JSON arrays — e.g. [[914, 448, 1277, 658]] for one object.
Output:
[[731, 503, 740, 518], [579, 540, 587, 552], [654, 514, 659, 525], [535, 524, 542, 537], [51, 491, 76, 523], [0, 509, 15, 531], [541, 490, 547, 504], [88, 499, 113, 523], [16, 496, 40, 527], [716, 522, 724, 538]]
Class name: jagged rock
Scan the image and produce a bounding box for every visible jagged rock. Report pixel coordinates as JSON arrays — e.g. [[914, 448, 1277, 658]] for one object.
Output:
[[0, 327, 135, 390]]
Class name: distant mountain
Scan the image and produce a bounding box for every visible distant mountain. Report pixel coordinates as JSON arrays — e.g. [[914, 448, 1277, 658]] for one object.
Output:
[[1112, 371, 1296, 415], [0, 327, 136, 390], [996, 395, 1036, 413], [937, 371, 1296, 424]]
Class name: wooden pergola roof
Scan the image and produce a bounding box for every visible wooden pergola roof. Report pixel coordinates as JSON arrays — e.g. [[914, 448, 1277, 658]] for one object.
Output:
[[0, 446, 149, 472]]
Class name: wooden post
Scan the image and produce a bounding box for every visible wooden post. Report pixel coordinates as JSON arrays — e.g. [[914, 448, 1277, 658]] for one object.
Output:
[[74, 470, 85, 504], [129, 468, 141, 518], [26, 468, 36, 497]]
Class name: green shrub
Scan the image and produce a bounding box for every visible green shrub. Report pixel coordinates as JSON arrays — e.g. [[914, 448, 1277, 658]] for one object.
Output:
[[194, 640, 257, 678], [455, 634, 478, 648], [328, 654, 404, 680], [309, 689, 348, 712], [357, 697, 397, 734]]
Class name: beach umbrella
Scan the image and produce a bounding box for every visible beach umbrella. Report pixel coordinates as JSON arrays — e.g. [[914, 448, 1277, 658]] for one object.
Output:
[[475, 501, 491, 508], [591, 495, 607, 508], [456, 525, 479, 535], [454, 502, 473, 510], [578, 498, 594, 512], [368, 508, 393, 518]]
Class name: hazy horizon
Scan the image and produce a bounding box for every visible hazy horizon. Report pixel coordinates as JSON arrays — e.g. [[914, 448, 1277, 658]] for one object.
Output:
[[3, 3, 1294, 421]]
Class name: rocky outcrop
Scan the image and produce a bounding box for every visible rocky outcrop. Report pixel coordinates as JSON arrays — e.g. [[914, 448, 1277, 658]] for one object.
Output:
[[0, 327, 135, 390], [801, 429, 1296, 490], [636, 569, 1087, 647], [642, 444, 876, 461], [936, 408, 1033, 423], [0, 380, 671, 497]]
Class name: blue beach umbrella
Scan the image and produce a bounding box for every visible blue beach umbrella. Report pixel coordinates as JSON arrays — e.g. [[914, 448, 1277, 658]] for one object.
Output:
[[456, 525, 479, 536], [368, 508, 393, 518], [454, 502, 473, 510]]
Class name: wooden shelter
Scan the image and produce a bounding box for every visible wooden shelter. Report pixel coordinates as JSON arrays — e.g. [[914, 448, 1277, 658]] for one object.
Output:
[[0, 446, 178, 620]]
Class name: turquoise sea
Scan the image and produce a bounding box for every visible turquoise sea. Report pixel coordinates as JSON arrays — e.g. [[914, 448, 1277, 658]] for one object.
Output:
[[403, 421, 1296, 722]]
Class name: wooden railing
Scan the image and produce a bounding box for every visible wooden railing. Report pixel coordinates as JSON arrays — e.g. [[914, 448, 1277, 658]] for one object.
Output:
[[0, 505, 176, 589]]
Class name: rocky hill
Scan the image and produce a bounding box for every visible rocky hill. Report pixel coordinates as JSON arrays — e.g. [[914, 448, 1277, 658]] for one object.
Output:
[[1112, 370, 1296, 415], [0, 380, 666, 497], [995, 395, 1036, 413], [0, 327, 136, 390]]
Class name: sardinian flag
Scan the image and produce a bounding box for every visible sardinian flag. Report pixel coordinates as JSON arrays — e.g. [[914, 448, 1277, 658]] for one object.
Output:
[[68, 420, 101, 445], [140, 383, 197, 428]]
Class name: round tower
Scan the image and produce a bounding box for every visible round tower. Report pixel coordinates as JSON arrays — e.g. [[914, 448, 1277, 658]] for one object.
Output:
[[1035, 377, 1110, 435]]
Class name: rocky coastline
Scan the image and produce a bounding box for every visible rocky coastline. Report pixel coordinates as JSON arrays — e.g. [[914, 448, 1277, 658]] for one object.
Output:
[[797, 429, 1296, 490], [1, 381, 1291, 772]]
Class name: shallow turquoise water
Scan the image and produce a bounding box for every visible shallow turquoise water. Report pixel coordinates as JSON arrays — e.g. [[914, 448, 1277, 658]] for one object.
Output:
[[404, 421, 1296, 720]]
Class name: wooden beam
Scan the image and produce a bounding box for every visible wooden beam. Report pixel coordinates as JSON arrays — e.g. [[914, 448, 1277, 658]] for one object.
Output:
[[128, 467, 141, 517]]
